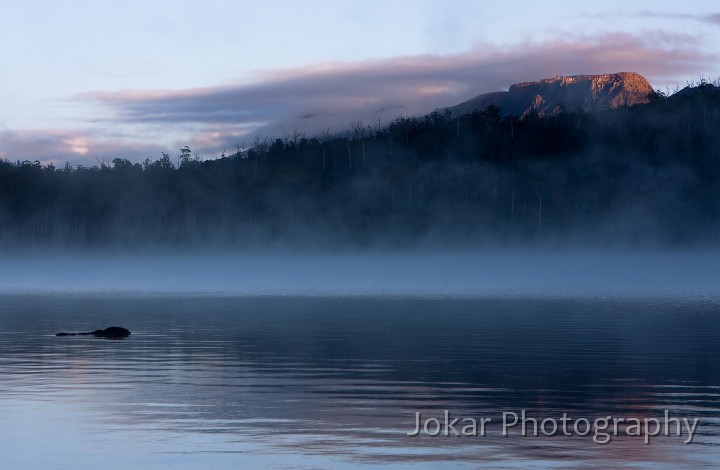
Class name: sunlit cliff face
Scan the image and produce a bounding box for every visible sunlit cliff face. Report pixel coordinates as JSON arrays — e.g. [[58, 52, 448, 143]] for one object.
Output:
[[451, 72, 654, 117]]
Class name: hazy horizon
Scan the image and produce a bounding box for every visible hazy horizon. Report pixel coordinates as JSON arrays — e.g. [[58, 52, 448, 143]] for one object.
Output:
[[2, 250, 718, 299]]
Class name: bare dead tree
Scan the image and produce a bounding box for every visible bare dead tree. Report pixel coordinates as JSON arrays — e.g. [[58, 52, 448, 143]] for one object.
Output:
[[234, 143, 247, 159], [511, 190, 517, 219], [350, 120, 367, 169], [292, 128, 304, 146], [388, 127, 393, 157], [319, 128, 331, 171], [536, 190, 543, 229], [95, 156, 110, 169], [346, 134, 353, 170]]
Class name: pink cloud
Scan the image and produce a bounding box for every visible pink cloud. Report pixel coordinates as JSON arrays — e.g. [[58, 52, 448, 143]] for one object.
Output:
[[0, 129, 166, 167], [5, 31, 716, 163], [81, 31, 713, 145]]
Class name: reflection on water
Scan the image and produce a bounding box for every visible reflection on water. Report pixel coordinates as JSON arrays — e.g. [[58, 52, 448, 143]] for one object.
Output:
[[0, 295, 718, 468]]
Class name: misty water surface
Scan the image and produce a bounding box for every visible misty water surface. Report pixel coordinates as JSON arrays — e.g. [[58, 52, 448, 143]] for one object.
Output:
[[1, 251, 719, 298], [0, 252, 719, 468]]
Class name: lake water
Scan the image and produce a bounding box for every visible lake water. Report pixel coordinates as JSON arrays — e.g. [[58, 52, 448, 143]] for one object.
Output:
[[0, 293, 719, 469]]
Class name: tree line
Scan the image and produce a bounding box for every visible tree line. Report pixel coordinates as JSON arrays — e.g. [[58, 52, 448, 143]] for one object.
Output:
[[1, 82, 719, 249]]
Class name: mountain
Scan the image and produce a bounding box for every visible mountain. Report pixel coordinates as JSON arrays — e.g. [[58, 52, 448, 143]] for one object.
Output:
[[448, 72, 655, 118]]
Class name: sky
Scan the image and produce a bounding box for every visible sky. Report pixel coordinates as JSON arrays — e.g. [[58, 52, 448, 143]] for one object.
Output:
[[1, 0, 719, 165]]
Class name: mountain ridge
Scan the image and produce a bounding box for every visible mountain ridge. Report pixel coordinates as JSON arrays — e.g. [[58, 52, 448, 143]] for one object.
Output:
[[448, 72, 655, 118]]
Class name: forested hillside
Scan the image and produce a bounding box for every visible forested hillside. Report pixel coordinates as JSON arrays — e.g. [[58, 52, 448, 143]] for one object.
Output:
[[1, 82, 719, 249]]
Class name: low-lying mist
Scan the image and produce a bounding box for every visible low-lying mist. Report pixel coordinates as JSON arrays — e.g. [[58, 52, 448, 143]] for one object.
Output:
[[2, 250, 718, 299], [2, 85, 720, 251]]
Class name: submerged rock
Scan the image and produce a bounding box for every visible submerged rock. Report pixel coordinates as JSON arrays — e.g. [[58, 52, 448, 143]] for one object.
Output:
[[90, 326, 131, 338]]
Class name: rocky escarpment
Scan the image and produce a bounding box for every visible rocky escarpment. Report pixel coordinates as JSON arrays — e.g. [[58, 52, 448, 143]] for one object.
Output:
[[449, 72, 655, 118]]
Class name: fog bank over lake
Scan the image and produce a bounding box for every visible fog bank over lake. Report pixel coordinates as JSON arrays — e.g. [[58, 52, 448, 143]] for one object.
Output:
[[2, 251, 718, 299]]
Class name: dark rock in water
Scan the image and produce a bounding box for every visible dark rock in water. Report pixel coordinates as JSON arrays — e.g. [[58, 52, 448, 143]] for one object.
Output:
[[91, 326, 131, 338], [55, 326, 131, 338]]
